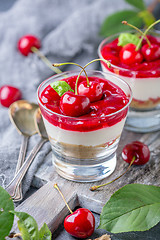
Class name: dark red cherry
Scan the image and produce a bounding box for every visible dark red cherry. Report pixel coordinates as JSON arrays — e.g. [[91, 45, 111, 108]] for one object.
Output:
[[120, 43, 143, 65], [78, 80, 103, 102], [141, 43, 160, 62], [0, 85, 22, 108], [18, 35, 41, 56], [122, 141, 150, 165], [64, 208, 95, 239], [60, 92, 90, 117]]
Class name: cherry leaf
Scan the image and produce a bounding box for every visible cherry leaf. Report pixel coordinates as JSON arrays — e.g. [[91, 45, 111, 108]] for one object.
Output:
[[100, 10, 143, 37], [0, 186, 14, 240], [50, 81, 74, 96], [125, 0, 146, 10], [118, 33, 140, 47], [99, 184, 160, 233], [39, 223, 52, 240], [10, 211, 39, 240]]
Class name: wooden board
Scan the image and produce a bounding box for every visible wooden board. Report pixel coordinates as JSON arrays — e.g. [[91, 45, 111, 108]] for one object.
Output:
[[11, 129, 160, 239]]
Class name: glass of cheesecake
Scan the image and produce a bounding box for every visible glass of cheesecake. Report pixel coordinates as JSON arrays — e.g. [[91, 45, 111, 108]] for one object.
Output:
[[98, 30, 160, 132], [37, 70, 132, 182]]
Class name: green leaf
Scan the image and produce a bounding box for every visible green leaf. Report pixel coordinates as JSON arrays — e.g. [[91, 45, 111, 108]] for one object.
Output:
[[50, 81, 74, 96], [11, 211, 39, 240], [39, 223, 52, 240], [139, 10, 156, 27], [125, 0, 146, 10], [99, 184, 160, 233], [100, 10, 143, 37], [0, 186, 14, 240], [118, 33, 140, 47]]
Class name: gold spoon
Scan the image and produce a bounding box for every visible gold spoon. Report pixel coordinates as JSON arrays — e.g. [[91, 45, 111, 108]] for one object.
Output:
[[6, 108, 48, 202], [6, 100, 38, 199]]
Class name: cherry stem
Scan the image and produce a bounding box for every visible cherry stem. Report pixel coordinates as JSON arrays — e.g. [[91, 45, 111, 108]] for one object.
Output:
[[122, 21, 151, 47], [75, 58, 111, 94], [136, 18, 160, 51], [31, 46, 62, 74], [54, 183, 73, 214], [90, 156, 136, 191], [53, 62, 89, 94]]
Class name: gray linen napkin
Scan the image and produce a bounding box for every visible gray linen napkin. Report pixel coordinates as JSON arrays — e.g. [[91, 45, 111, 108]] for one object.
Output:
[[0, 0, 152, 195]]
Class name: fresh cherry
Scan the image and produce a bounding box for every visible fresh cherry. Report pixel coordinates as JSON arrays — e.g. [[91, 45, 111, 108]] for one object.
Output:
[[64, 208, 95, 239], [122, 141, 150, 165], [78, 80, 103, 102], [18, 35, 41, 56], [141, 43, 160, 62], [120, 43, 143, 65], [54, 184, 95, 239], [60, 91, 90, 117], [90, 141, 150, 191], [0, 85, 22, 108]]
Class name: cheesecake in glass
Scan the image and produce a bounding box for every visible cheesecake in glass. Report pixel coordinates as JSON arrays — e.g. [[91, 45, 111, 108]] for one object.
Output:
[[37, 70, 132, 182]]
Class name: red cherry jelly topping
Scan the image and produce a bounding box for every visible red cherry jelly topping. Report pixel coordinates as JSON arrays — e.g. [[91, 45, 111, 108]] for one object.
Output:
[[122, 141, 150, 165], [0, 85, 22, 108], [18, 35, 41, 56], [39, 75, 129, 132], [101, 35, 160, 78], [64, 208, 95, 239]]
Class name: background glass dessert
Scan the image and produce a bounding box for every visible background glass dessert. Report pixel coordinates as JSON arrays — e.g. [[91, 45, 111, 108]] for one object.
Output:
[[98, 30, 160, 133], [37, 70, 132, 182]]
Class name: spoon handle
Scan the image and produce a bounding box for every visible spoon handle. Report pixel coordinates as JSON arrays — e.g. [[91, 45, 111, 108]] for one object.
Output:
[[5, 138, 47, 199], [16, 135, 29, 173], [14, 135, 29, 200]]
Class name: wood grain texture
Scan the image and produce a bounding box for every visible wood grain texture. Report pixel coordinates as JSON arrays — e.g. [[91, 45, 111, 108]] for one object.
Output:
[[11, 129, 160, 238]]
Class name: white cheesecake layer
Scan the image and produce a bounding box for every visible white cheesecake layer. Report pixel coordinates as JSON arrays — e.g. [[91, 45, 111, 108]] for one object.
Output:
[[43, 117, 126, 147], [102, 65, 160, 101]]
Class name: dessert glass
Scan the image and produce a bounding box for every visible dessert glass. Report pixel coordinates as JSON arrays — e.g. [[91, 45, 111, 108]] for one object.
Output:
[[98, 31, 160, 133], [37, 70, 132, 182]]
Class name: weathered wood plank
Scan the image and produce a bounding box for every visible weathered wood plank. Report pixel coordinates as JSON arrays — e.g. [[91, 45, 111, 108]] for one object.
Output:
[[11, 129, 160, 239]]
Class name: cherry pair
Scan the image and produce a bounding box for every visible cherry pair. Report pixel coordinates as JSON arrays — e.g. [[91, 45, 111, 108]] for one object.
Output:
[[120, 20, 160, 65], [120, 42, 160, 65], [60, 80, 103, 117]]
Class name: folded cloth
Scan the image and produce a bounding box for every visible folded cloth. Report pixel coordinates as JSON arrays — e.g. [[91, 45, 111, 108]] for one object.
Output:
[[0, 0, 153, 196]]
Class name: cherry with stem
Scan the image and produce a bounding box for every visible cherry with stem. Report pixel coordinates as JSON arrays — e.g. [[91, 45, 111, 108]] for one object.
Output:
[[53, 58, 111, 95], [54, 183, 95, 239], [18, 35, 61, 74], [53, 62, 90, 92], [90, 141, 150, 191], [54, 59, 111, 117]]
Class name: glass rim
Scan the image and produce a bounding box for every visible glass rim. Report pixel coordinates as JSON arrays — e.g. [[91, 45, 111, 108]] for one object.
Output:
[[98, 29, 160, 74], [37, 70, 132, 120]]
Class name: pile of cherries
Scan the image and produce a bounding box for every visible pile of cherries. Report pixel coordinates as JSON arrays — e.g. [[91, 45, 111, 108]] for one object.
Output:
[[102, 35, 160, 68], [60, 78, 103, 117]]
